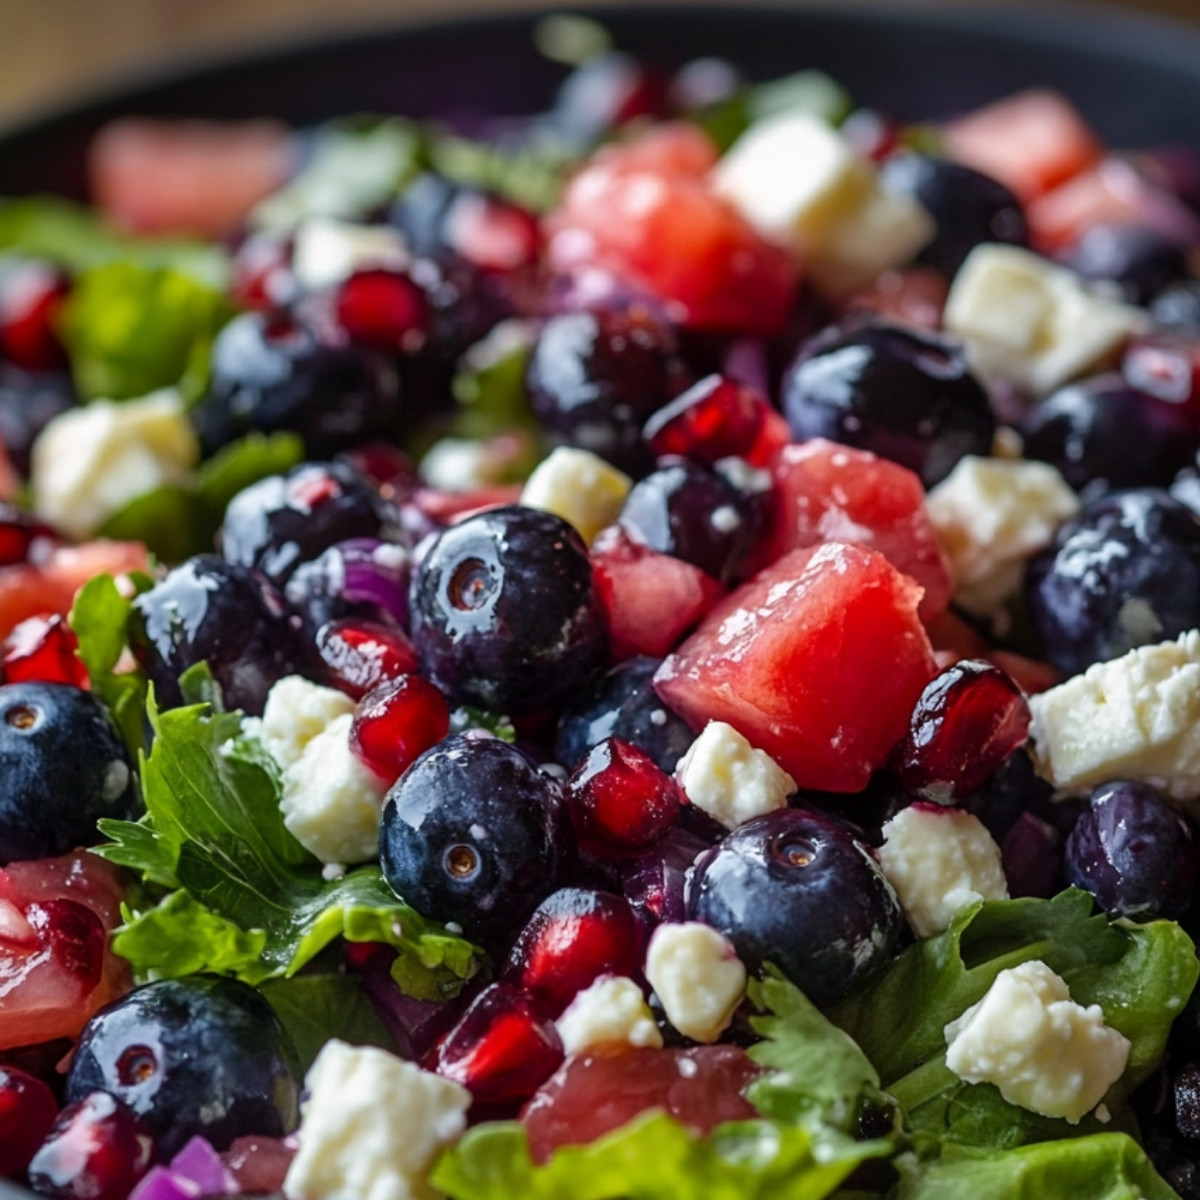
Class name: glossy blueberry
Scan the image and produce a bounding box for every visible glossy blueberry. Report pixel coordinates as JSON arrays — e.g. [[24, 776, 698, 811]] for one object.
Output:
[[879, 153, 1028, 278], [65, 976, 298, 1158], [130, 555, 310, 716], [686, 808, 903, 1007], [285, 537, 410, 635], [1151, 280, 1200, 334], [220, 461, 396, 586], [781, 319, 995, 488], [1025, 488, 1200, 675], [389, 173, 464, 259], [555, 656, 694, 775], [961, 748, 1054, 844], [379, 734, 564, 945], [409, 505, 608, 715], [1063, 223, 1190, 306], [1065, 780, 1198, 919], [0, 364, 75, 477], [191, 310, 402, 458], [0, 683, 138, 863], [1022, 373, 1199, 492]]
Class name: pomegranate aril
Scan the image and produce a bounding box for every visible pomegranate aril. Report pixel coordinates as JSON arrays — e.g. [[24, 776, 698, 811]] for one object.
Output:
[[27, 1092, 156, 1200], [893, 659, 1032, 803], [566, 737, 683, 859], [502, 887, 645, 1016], [335, 268, 429, 352], [1122, 334, 1200, 429], [0, 1066, 58, 1179], [337, 443, 418, 494], [231, 231, 296, 311], [621, 827, 711, 925], [444, 193, 540, 274], [0, 506, 59, 569], [429, 982, 563, 1105], [2, 615, 89, 688], [315, 618, 420, 700], [29, 899, 107, 990], [350, 674, 450, 782], [0, 262, 70, 372]]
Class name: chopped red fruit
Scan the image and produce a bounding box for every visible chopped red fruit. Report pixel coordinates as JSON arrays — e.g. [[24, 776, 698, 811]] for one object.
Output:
[[0, 506, 59, 569], [444, 192, 541, 273], [335, 269, 430, 353], [590, 524, 725, 660], [221, 1136, 295, 1196], [337, 443, 418, 494], [429, 982, 563, 1105], [410, 483, 524, 521], [315, 619, 420, 701], [502, 888, 645, 1017], [350, 675, 450, 783], [842, 266, 948, 332], [655, 542, 937, 793], [231, 231, 296, 311], [0, 1065, 58, 1179], [2, 613, 90, 688], [565, 737, 682, 859], [0, 262, 70, 372], [521, 1045, 761, 1165]]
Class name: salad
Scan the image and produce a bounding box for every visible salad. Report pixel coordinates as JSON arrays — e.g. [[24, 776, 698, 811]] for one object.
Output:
[[3, 16, 1200, 1199]]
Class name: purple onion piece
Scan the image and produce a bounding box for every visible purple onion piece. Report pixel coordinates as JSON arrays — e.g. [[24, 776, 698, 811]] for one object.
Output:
[[621, 826, 711, 924], [169, 1136, 236, 1195], [336, 538, 412, 629], [128, 1166, 202, 1200], [722, 338, 771, 397]]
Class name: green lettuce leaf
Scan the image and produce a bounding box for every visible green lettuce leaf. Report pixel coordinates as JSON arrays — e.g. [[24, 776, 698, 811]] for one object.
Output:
[[426, 130, 574, 214], [691, 70, 852, 152]]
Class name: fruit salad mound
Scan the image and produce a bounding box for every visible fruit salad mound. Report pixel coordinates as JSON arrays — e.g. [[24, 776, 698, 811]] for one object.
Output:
[[3, 22, 1200, 1200]]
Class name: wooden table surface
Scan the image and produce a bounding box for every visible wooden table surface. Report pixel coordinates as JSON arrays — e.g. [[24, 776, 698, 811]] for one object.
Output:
[[1, 0, 1199, 130]]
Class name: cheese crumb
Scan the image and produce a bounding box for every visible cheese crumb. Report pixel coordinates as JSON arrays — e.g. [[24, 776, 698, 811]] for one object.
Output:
[[644, 922, 746, 1044], [520, 446, 632, 545], [675, 721, 796, 829], [260, 676, 356, 772], [555, 975, 663, 1055]]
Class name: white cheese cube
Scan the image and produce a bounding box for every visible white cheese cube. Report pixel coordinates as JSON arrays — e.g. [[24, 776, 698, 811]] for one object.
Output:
[[878, 804, 1008, 938], [555, 975, 663, 1056], [1028, 631, 1200, 803], [675, 720, 795, 829], [644, 922, 746, 1044], [291, 217, 409, 292], [944, 960, 1130, 1124], [520, 447, 632, 545], [283, 1040, 470, 1200], [260, 676, 356, 772]]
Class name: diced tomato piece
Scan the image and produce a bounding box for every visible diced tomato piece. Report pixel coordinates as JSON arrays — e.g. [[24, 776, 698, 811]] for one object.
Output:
[[591, 525, 725, 660], [655, 542, 936, 792], [944, 89, 1104, 203], [758, 440, 953, 621]]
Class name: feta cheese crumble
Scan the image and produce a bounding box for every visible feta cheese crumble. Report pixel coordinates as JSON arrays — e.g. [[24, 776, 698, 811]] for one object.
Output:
[[520, 446, 632, 545], [675, 720, 796, 829], [644, 922, 746, 1044], [944, 960, 1130, 1124], [259, 676, 356, 772], [291, 216, 409, 292], [555, 974, 663, 1055]]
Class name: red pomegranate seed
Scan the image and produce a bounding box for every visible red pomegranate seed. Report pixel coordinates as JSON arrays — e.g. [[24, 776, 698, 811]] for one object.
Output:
[[231, 231, 296, 310], [0, 1065, 58, 1179], [315, 619, 421, 701], [27, 1092, 155, 1200], [28, 899, 107, 990], [0, 262, 70, 372], [502, 887, 645, 1016], [565, 737, 682, 859], [1122, 334, 1200, 429], [338, 443, 418, 494], [444, 193, 540, 274], [350, 675, 450, 782], [0, 506, 59, 569], [429, 982, 563, 1105], [893, 659, 1032, 802], [336, 268, 429, 353], [2, 614, 89, 688]]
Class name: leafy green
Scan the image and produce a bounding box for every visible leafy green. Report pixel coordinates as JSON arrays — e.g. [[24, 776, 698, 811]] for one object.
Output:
[[448, 706, 516, 744], [449, 321, 537, 440], [692, 70, 852, 152], [426, 130, 574, 213]]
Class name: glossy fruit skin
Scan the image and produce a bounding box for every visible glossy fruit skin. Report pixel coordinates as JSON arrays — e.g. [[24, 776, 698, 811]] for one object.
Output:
[[781, 320, 995, 488], [1, 614, 90, 688], [379, 734, 564, 945], [409, 506, 608, 716], [130, 555, 310, 716], [349, 674, 450, 783], [1062, 222, 1190, 306], [0, 683, 138, 863], [0, 366, 76, 478], [1026, 489, 1200, 675], [65, 975, 299, 1158], [285, 538, 411, 635], [1065, 781, 1199, 919], [1151, 280, 1200, 334], [313, 618, 419, 700], [0, 1065, 58, 1179], [687, 808, 903, 1007]]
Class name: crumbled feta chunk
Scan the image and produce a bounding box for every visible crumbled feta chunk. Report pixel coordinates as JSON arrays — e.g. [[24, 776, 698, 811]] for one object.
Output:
[[31, 389, 199, 539], [644, 922, 746, 1044], [520, 446, 632, 544], [555, 975, 663, 1056], [944, 244, 1147, 396], [283, 1040, 470, 1200], [280, 713, 387, 864], [878, 804, 1008, 938], [675, 720, 795, 829], [291, 216, 408, 292], [926, 455, 1080, 616], [260, 676, 356, 772], [944, 960, 1130, 1124], [1029, 631, 1200, 802]]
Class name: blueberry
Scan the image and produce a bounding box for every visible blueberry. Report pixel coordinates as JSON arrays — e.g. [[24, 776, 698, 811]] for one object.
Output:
[[961, 748, 1054, 844], [686, 808, 903, 1006], [1151, 280, 1200, 334], [389, 174, 464, 258], [1063, 223, 1190, 306], [65, 975, 299, 1157], [130, 555, 310, 715], [409, 505, 608, 715], [555, 656, 694, 775], [0, 683, 138, 863], [879, 154, 1028, 278], [191, 310, 402, 458], [379, 734, 565, 945], [1022, 373, 1199, 491], [1026, 489, 1200, 674], [0, 364, 75, 477], [220, 461, 396, 586], [781, 319, 995, 488]]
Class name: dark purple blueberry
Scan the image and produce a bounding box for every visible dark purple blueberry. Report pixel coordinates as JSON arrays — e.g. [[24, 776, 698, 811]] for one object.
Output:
[[526, 309, 683, 475], [389, 174, 463, 259], [408, 505, 608, 715], [191, 310, 402, 458], [1175, 1064, 1200, 1141], [64, 976, 299, 1158], [1172, 459, 1200, 517], [686, 808, 903, 1006], [1063, 223, 1191, 306], [781, 320, 995, 488], [1025, 489, 1200, 674], [0, 683, 139, 864], [555, 656, 694, 775], [285, 537, 410, 635], [1065, 780, 1198, 919], [879, 154, 1028, 278], [621, 826, 710, 925], [220, 461, 396, 585], [379, 734, 564, 946], [1000, 812, 1063, 899], [0, 364, 75, 477], [962, 748, 1054, 844], [1022, 373, 1199, 491], [130, 555, 310, 715], [1151, 280, 1200, 335]]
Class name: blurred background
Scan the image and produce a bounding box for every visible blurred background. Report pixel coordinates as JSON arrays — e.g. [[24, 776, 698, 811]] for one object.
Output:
[[0, 0, 1198, 129]]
